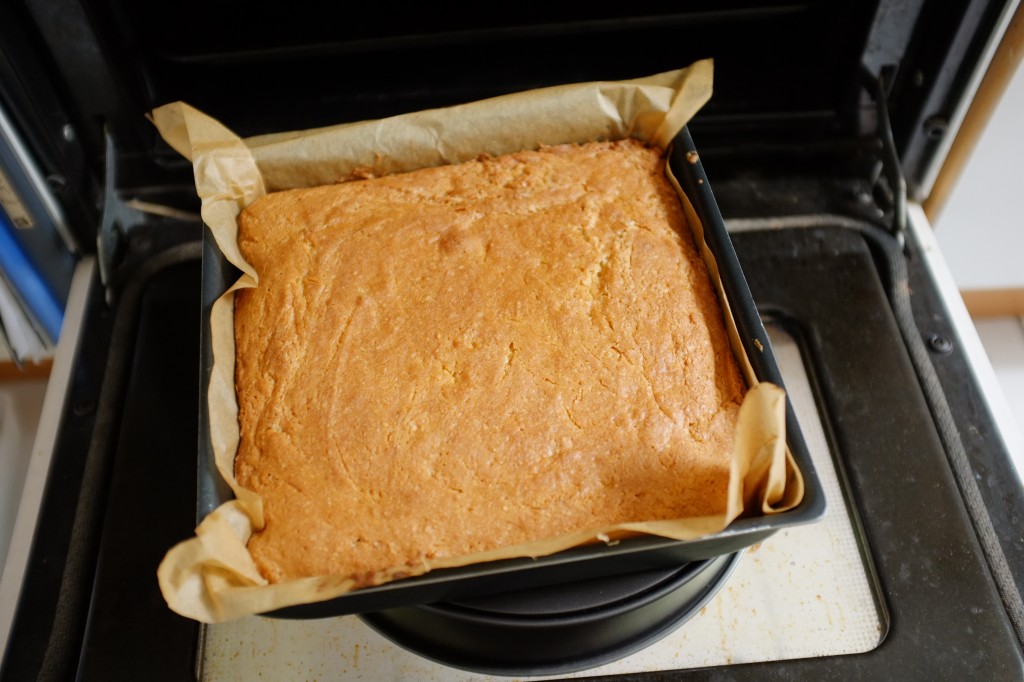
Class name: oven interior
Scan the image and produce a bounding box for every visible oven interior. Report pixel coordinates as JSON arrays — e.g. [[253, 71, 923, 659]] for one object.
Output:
[[1, 1, 1023, 679]]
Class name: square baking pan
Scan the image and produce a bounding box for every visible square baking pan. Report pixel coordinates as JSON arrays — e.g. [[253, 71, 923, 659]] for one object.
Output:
[[197, 126, 827, 618]]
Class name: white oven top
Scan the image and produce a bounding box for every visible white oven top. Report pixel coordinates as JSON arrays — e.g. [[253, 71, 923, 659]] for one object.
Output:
[[904, 205, 1024, 481], [0, 258, 93, 655]]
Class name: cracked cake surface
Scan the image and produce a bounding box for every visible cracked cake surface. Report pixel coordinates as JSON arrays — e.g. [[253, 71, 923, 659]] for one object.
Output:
[[233, 138, 746, 584]]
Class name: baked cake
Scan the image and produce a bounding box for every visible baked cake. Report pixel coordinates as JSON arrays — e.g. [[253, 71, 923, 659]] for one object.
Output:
[[233, 139, 746, 584]]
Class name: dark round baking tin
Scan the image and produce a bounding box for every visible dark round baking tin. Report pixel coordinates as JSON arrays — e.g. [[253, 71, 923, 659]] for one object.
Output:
[[359, 551, 741, 677]]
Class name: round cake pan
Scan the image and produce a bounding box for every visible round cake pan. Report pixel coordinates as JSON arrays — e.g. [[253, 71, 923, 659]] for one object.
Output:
[[359, 551, 741, 676]]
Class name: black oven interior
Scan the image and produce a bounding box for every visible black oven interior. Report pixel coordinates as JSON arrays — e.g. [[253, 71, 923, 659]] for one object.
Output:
[[2, 0, 1003, 236], [1, 1, 1023, 680]]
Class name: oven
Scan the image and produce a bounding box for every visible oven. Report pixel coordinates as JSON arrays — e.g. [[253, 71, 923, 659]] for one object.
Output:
[[1, 1, 1022, 679]]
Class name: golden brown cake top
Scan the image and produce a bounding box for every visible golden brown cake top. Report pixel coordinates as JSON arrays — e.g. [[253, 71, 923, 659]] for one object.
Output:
[[233, 139, 746, 584]]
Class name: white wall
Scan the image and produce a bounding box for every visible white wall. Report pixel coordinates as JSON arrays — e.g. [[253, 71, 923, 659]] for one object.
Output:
[[934, 57, 1024, 290]]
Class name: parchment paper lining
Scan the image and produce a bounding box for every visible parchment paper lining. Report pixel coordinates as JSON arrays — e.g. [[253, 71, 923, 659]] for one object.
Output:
[[152, 59, 803, 623]]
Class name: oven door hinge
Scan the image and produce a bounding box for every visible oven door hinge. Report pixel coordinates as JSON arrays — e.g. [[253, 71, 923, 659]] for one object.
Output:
[[97, 130, 201, 304], [865, 65, 909, 251], [97, 130, 145, 304]]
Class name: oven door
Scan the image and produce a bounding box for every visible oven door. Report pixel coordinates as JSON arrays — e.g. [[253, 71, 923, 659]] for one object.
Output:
[[2, 199, 1022, 681]]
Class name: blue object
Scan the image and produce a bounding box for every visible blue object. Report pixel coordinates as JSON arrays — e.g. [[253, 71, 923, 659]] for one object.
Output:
[[0, 206, 63, 343]]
